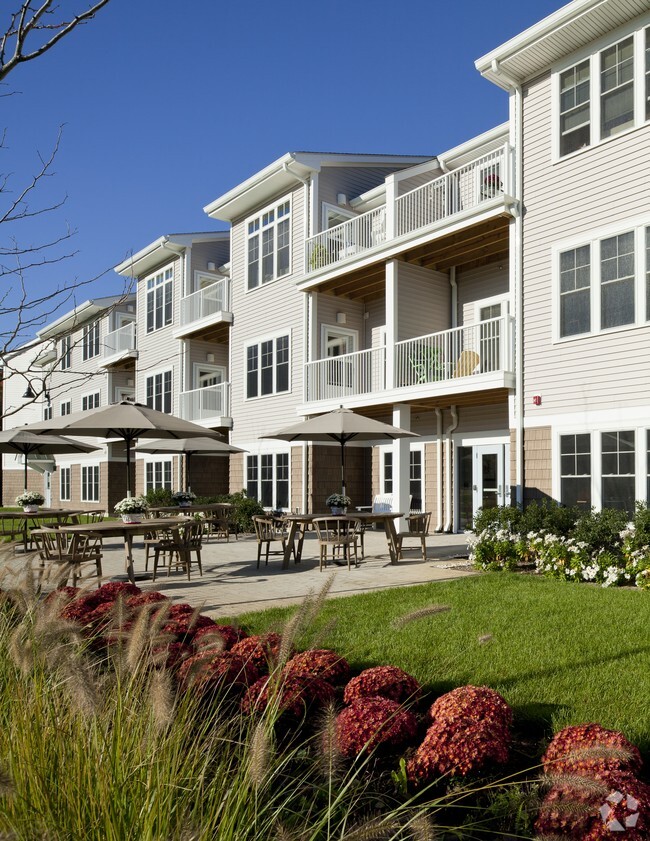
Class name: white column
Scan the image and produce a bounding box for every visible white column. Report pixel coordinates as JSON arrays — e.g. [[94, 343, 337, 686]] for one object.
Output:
[[392, 403, 411, 532], [385, 260, 398, 390]]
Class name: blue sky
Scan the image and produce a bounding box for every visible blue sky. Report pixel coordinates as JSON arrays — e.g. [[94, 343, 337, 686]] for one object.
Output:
[[3, 0, 564, 342]]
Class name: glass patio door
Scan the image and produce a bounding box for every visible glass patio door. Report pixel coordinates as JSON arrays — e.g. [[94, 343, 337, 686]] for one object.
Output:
[[473, 445, 506, 516]]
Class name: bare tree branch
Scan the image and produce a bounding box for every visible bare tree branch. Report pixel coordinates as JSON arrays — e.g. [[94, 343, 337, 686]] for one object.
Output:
[[0, 1, 111, 83]]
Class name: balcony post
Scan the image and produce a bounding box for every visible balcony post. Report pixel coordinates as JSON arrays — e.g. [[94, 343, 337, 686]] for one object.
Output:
[[392, 403, 411, 533], [385, 260, 398, 390], [385, 174, 397, 240]]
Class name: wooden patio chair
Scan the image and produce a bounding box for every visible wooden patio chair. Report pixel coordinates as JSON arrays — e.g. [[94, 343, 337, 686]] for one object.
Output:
[[253, 515, 292, 568], [312, 516, 360, 571], [31, 527, 103, 588], [395, 512, 431, 561], [152, 521, 204, 582], [453, 350, 479, 378]]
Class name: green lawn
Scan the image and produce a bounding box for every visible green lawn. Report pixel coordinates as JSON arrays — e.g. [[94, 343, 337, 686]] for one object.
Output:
[[233, 572, 650, 759]]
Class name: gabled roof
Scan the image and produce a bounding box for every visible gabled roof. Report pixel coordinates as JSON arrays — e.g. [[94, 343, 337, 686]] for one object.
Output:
[[203, 151, 433, 223], [37, 294, 136, 340], [476, 0, 648, 89], [114, 231, 229, 278]]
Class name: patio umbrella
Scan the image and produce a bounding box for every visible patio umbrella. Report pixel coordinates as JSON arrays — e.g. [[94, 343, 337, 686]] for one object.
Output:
[[134, 437, 247, 492], [27, 401, 222, 496], [0, 429, 99, 492], [262, 406, 418, 497]]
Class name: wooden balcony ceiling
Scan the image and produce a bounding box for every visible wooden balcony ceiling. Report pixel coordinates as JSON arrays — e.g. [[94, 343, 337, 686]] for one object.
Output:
[[186, 321, 230, 344], [316, 216, 510, 301], [346, 387, 510, 419], [103, 356, 136, 372]]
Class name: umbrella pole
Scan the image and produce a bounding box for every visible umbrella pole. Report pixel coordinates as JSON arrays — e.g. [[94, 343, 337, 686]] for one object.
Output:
[[23, 455, 28, 492], [341, 440, 346, 498], [126, 435, 133, 497], [186, 453, 192, 493]]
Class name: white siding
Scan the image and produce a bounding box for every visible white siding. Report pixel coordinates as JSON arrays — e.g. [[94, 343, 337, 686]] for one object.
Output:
[[457, 263, 509, 327], [397, 263, 449, 341]]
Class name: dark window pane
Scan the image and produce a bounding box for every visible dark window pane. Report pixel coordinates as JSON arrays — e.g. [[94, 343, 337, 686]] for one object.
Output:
[[602, 477, 635, 511], [561, 477, 591, 509]]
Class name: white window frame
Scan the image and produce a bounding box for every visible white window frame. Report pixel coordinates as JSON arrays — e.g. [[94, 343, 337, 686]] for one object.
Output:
[[552, 17, 650, 163], [115, 387, 135, 403], [321, 202, 356, 231], [43, 405, 52, 421], [82, 321, 100, 361], [81, 464, 100, 502], [320, 324, 358, 358], [145, 369, 173, 414], [60, 335, 72, 370], [191, 362, 226, 390], [144, 458, 173, 492], [244, 331, 291, 400], [81, 391, 100, 412], [244, 451, 290, 511], [246, 196, 292, 290], [59, 466, 71, 502], [60, 400, 71, 416], [378, 442, 426, 510], [552, 215, 650, 343], [553, 424, 649, 511], [145, 263, 174, 333]]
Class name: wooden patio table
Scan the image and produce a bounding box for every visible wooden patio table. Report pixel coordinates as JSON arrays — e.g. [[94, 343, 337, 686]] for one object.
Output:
[[53, 517, 187, 584], [0, 508, 103, 553], [149, 503, 233, 516], [281, 512, 403, 569]]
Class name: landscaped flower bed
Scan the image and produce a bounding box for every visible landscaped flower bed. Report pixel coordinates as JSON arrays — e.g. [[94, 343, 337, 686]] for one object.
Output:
[[13, 579, 647, 839], [468, 501, 650, 588]]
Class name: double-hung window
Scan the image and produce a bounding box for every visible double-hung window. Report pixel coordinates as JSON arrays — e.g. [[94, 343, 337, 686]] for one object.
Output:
[[246, 334, 289, 398], [81, 465, 100, 502], [146, 266, 173, 332], [146, 371, 172, 414], [59, 467, 71, 502], [557, 221, 650, 340], [82, 392, 100, 411], [560, 434, 592, 509], [601, 430, 635, 510], [60, 336, 72, 370], [145, 460, 172, 491], [247, 199, 291, 289], [246, 453, 289, 509], [557, 25, 649, 159], [60, 401, 71, 416], [82, 321, 100, 361]]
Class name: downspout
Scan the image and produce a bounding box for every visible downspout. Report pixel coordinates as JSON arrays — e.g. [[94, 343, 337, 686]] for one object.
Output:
[[444, 405, 458, 532], [449, 266, 457, 328], [491, 59, 523, 509], [435, 408, 443, 532]]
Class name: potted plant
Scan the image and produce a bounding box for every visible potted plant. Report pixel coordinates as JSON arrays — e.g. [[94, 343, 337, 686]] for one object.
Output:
[[114, 495, 149, 523], [172, 490, 196, 508], [326, 493, 351, 515], [15, 491, 45, 513]]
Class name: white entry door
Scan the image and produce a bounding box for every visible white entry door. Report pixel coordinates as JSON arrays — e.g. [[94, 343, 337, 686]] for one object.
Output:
[[473, 445, 506, 516]]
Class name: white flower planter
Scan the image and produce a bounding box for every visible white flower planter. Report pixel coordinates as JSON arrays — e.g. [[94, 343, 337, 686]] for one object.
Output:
[[23, 505, 39, 514], [121, 513, 143, 524]]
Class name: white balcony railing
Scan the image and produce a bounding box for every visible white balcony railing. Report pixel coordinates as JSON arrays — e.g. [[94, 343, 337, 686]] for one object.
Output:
[[305, 346, 386, 403], [180, 382, 231, 422], [305, 145, 512, 273], [181, 279, 230, 325], [305, 317, 514, 403], [102, 322, 136, 358]]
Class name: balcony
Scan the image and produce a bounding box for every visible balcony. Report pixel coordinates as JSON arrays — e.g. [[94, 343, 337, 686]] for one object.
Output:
[[303, 316, 515, 412], [305, 145, 513, 283], [173, 279, 232, 341], [179, 382, 232, 428], [101, 323, 137, 368]]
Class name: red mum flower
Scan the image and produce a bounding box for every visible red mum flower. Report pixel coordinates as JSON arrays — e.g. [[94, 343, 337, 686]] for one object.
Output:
[[407, 716, 510, 782], [542, 723, 643, 777], [177, 649, 259, 694], [193, 623, 247, 652], [167, 602, 197, 617], [428, 685, 513, 731], [336, 697, 419, 758], [83, 601, 118, 632], [152, 641, 194, 671], [126, 591, 170, 608], [161, 613, 216, 642], [231, 633, 285, 673], [242, 672, 336, 718], [60, 591, 106, 625], [535, 769, 650, 840], [94, 582, 141, 602], [343, 666, 420, 705], [284, 649, 351, 686]]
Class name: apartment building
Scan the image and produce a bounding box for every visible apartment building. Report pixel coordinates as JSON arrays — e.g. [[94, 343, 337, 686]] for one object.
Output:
[[4, 0, 646, 527], [2, 294, 136, 510]]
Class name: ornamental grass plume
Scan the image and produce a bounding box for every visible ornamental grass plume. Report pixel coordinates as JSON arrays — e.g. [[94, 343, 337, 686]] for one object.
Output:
[[343, 665, 421, 706], [390, 604, 451, 629], [535, 768, 650, 839], [335, 696, 419, 758], [541, 723, 642, 777], [193, 622, 246, 651], [248, 721, 272, 789]]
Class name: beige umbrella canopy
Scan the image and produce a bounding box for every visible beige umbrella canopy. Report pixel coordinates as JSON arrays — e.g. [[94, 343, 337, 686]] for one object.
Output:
[[134, 437, 247, 492], [0, 429, 100, 492], [27, 401, 222, 496], [262, 406, 418, 497]]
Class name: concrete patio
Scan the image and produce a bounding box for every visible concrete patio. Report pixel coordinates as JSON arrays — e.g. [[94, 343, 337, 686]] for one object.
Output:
[[84, 527, 474, 618]]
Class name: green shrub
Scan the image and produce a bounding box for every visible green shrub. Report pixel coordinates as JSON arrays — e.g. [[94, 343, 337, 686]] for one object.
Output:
[[144, 487, 173, 507], [194, 490, 264, 533], [519, 500, 578, 537], [572, 507, 629, 553], [472, 505, 522, 536]]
